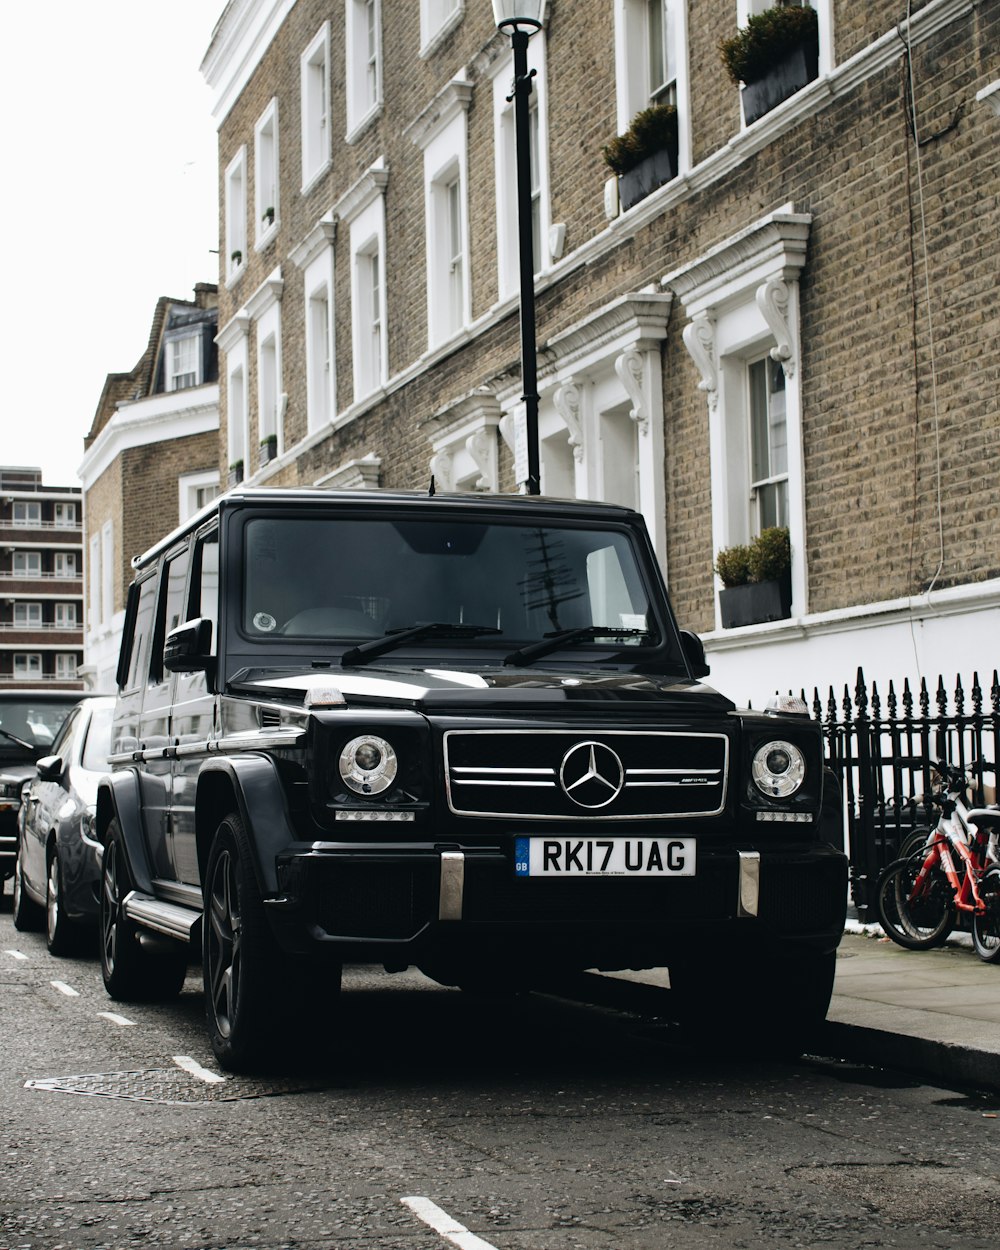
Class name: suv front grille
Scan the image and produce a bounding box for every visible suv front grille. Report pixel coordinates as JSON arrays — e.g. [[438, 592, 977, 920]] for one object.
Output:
[[444, 729, 729, 821]]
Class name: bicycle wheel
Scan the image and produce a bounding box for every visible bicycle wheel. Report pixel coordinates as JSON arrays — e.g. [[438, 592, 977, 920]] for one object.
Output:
[[972, 864, 1000, 963], [876, 855, 954, 950]]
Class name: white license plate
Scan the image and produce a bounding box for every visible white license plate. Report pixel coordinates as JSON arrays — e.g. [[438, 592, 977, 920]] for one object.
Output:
[[514, 836, 696, 877]]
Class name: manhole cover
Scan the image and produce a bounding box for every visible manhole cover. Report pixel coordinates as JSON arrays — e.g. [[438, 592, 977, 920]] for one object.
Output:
[[25, 1069, 320, 1105]]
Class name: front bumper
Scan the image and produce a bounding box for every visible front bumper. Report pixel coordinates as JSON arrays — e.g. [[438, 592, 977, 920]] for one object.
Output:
[[264, 839, 848, 967]]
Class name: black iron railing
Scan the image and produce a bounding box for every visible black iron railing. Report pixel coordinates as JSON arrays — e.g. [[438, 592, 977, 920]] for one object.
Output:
[[811, 668, 1000, 920]]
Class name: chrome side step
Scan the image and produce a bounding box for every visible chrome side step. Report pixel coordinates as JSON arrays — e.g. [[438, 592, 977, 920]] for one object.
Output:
[[123, 891, 200, 943]]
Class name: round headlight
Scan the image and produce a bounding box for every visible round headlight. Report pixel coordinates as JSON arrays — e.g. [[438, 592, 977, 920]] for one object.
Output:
[[752, 740, 805, 798], [339, 735, 398, 796]]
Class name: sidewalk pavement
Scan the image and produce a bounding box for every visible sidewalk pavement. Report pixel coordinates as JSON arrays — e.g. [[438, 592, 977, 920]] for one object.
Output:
[[581, 927, 1000, 1093]]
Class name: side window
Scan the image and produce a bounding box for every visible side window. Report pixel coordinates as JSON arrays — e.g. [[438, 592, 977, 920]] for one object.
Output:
[[151, 547, 191, 684], [49, 707, 80, 760], [124, 576, 158, 692], [190, 530, 220, 647]]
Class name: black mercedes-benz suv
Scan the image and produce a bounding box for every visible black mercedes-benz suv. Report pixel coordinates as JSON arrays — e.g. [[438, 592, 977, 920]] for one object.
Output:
[[97, 488, 846, 1070]]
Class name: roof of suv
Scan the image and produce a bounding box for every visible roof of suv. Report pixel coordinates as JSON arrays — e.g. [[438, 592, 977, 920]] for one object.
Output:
[[133, 487, 646, 571]]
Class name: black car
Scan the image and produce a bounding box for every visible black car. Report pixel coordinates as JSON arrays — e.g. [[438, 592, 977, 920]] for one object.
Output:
[[13, 696, 115, 953], [1, 691, 87, 886], [96, 488, 847, 1071]]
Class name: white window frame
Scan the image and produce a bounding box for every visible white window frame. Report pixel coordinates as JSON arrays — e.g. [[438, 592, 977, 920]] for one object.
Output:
[[54, 602, 78, 628], [254, 98, 280, 248], [419, 0, 463, 58], [100, 520, 114, 628], [166, 333, 202, 391], [345, 0, 383, 142], [305, 257, 335, 433], [225, 146, 247, 283], [54, 502, 77, 526], [12, 501, 41, 526], [55, 653, 77, 681], [412, 84, 472, 350], [668, 206, 811, 626], [492, 32, 551, 302], [88, 532, 101, 632], [338, 162, 389, 402], [737, 1, 833, 79], [613, 0, 691, 177], [219, 311, 251, 475], [54, 552, 77, 578], [301, 24, 332, 192], [13, 551, 41, 578], [178, 470, 221, 524], [14, 653, 42, 678], [245, 268, 285, 463], [14, 602, 42, 627]]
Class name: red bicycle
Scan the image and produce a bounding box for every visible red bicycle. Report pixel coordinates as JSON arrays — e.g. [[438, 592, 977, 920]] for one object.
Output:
[[876, 761, 1000, 962]]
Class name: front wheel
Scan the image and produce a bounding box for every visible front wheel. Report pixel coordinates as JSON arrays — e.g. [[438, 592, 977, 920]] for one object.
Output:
[[11, 836, 41, 931], [972, 865, 1000, 963], [876, 855, 954, 950], [100, 820, 186, 1000], [46, 850, 82, 956]]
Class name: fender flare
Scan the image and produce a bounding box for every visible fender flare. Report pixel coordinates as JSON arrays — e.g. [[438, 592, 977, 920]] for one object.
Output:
[[95, 771, 155, 895], [196, 754, 300, 896]]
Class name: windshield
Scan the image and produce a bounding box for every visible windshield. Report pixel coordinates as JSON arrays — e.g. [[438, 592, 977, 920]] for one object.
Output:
[[0, 698, 78, 754], [241, 514, 676, 661]]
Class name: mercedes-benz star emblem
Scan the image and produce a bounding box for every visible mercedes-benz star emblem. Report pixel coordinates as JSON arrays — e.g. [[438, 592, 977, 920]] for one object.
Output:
[[559, 741, 625, 809]]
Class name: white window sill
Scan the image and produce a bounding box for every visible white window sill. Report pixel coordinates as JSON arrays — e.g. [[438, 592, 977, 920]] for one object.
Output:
[[345, 102, 383, 146], [301, 160, 332, 197], [255, 221, 279, 251]]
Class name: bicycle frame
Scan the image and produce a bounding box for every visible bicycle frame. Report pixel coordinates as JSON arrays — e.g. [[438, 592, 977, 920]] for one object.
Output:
[[908, 777, 1000, 918]]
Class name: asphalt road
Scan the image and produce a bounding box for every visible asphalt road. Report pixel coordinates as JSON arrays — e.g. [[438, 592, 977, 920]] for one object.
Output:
[[2, 896, 999, 1250]]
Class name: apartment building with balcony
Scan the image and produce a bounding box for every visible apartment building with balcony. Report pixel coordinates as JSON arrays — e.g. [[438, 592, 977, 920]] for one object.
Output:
[[0, 467, 85, 690], [79, 284, 221, 692], [199, 1, 1000, 706]]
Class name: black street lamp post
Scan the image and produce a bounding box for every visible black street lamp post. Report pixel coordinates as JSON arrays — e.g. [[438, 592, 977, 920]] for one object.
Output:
[[493, 2, 545, 495]]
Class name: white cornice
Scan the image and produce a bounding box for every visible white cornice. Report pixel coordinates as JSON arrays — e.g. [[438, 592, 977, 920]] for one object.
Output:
[[289, 215, 337, 269], [200, 0, 297, 126], [245, 267, 284, 319], [543, 292, 673, 377], [663, 206, 811, 315], [334, 159, 390, 224], [405, 76, 474, 149], [217, 309, 251, 352], [77, 387, 220, 490]]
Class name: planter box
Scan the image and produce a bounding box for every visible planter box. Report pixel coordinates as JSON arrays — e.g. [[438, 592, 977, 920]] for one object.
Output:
[[228, 465, 244, 488], [260, 441, 278, 466], [719, 574, 792, 629], [618, 146, 677, 212], [741, 41, 819, 125]]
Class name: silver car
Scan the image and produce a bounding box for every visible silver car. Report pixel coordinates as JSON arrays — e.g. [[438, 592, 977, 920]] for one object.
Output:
[[13, 696, 115, 954]]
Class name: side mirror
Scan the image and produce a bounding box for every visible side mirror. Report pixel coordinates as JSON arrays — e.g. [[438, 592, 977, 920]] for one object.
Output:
[[163, 617, 214, 674], [35, 755, 64, 782], [680, 629, 710, 678]]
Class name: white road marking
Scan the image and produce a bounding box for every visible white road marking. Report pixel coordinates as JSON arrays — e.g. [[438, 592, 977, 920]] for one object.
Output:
[[50, 980, 79, 997], [401, 1197, 500, 1250], [97, 1011, 136, 1027], [3, 949, 28, 960], [172, 1055, 226, 1084]]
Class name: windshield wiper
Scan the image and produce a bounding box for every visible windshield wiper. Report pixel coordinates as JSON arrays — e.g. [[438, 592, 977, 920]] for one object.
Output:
[[0, 728, 38, 754], [504, 626, 650, 668], [341, 622, 502, 667]]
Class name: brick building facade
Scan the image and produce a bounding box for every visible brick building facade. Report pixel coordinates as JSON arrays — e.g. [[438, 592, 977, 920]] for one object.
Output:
[[0, 468, 84, 690], [199, 0, 999, 705], [79, 285, 221, 692]]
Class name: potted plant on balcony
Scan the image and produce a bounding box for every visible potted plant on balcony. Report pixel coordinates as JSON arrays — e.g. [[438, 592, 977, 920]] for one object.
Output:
[[715, 526, 792, 628], [228, 459, 244, 487], [259, 434, 278, 466], [262, 206, 275, 228], [603, 103, 679, 212], [718, 3, 819, 126], [230, 249, 243, 268]]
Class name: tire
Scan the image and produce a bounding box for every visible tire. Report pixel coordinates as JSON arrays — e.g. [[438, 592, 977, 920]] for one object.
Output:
[[972, 865, 1000, 964], [897, 827, 933, 861], [876, 855, 954, 950], [11, 836, 41, 932], [204, 812, 340, 1072], [46, 850, 82, 957], [100, 820, 187, 1000], [670, 949, 836, 1058]]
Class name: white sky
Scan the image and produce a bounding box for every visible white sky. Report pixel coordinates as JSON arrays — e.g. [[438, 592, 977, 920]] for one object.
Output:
[[0, 1, 222, 487]]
